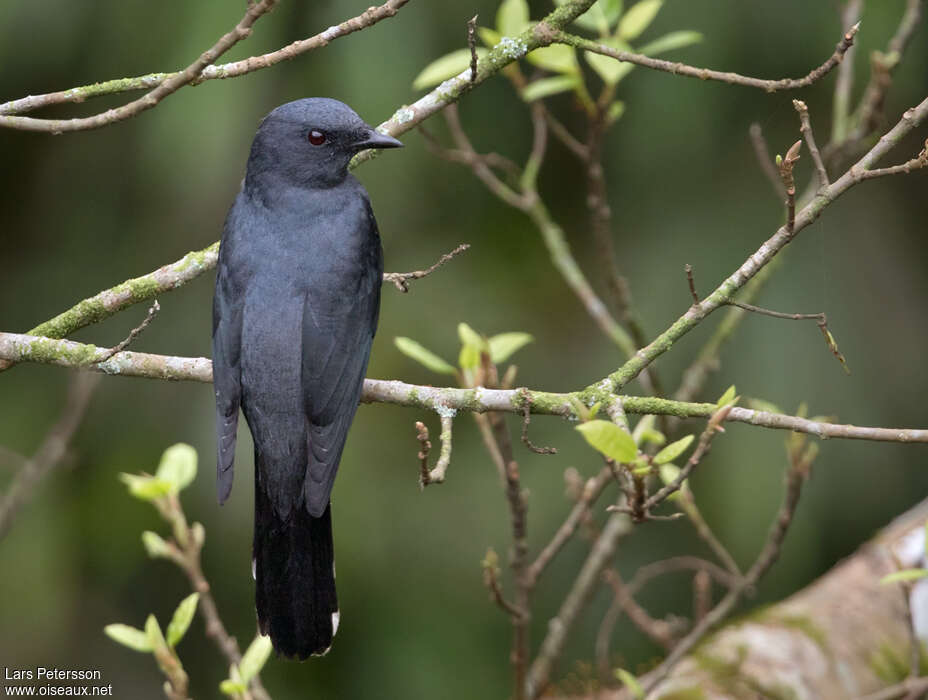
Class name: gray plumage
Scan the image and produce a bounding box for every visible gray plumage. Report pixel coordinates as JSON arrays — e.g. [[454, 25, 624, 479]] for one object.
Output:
[[212, 98, 401, 659]]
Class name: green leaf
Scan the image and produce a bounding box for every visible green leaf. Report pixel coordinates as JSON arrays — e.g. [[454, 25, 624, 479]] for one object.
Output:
[[576, 420, 637, 462], [155, 443, 197, 493], [636, 30, 703, 55], [457, 322, 487, 370], [572, 0, 624, 34], [166, 593, 199, 648], [521, 75, 581, 102], [497, 0, 529, 37], [488, 332, 534, 362], [119, 473, 172, 501], [458, 322, 484, 348], [717, 385, 737, 407], [239, 635, 274, 682], [654, 434, 694, 465], [141, 531, 170, 558], [394, 337, 456, 374], [881, 569, 928, 585], [104, 624, 153, 653], [526, 44, 579, 74], [145, 614, 167, 652], [479, 27, 502, 47], [219, 679, 247, 696], [606, 100, 626, 123], [658, 463, 681, 485], [585, 51, 634, 85], [618, 0, 663, 40], [615, 668, 644, 698], [413, 48, 488, 90], [747, 398, 782, 414]]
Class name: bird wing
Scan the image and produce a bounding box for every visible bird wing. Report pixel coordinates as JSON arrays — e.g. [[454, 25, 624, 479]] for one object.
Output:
[[300, 203, 383, 517], [212, 235, 244, 505]]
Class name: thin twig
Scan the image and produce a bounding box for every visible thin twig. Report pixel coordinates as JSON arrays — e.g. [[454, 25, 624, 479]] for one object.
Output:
[[794, 100, 830, 187], [0, 0, 280, 132], [96, 301, 161, 363], [0, 373, 98, 541], [554, 23, 859, 92], [383, 244, 471, 292], [685, 264, 699, 304], [521, 398, 557, 455], [417, 413, 454, 486], [724, 300, 850, 373], [778, 139, 802, 234], [853, 139, 928, 180]]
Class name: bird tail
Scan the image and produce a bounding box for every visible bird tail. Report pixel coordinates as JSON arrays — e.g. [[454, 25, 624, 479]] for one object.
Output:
[[254, 481, 338, 659]]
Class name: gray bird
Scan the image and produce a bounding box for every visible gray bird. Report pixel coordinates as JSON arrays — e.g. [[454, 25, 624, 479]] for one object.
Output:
[[212, 98, 402, 659]]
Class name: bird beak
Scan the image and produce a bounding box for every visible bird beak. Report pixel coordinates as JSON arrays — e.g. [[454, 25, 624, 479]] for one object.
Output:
[[355, 129, 403, 150]]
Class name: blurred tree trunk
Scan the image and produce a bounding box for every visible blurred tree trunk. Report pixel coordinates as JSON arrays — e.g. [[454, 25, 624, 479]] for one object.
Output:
[[568, 499, 928, 699]]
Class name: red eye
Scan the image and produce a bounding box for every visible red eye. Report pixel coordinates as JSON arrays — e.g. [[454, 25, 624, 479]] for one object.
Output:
[[308, 130, 326, 146]]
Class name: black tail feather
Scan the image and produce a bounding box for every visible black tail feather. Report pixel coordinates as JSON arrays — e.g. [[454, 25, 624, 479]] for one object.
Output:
[[254, 482, 338, 659]]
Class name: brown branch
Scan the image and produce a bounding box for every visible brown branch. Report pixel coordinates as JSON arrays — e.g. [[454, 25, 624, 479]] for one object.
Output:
[[0, 0, 280, 132], [0, 0, 411, 119], [853, 139, 928, 180], [724, 300, 850, 373], [0, 373, 98, 541], [521, 398, 557, 455], [794, 99, 830, 187], [383, 244, 471, 292], [685, 264, 699, 304], [777, 139, 802, 234], [555, 23, 859, 92]]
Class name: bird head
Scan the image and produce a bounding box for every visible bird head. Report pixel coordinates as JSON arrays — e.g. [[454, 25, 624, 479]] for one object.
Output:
[[245, 98, 403, 189]]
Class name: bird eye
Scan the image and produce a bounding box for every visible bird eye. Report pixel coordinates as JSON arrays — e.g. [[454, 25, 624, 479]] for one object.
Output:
[[308, 130, 326, 146]]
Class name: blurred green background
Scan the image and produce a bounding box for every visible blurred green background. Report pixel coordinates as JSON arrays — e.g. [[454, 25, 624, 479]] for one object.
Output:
[[1, 1, 927, 697]]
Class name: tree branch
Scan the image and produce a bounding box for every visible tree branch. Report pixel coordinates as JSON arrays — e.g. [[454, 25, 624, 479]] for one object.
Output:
[[0, 0, 411, 119], [3, 331, 928, 445], [0, 0, 280, 132], [554, 23, 859, 92]]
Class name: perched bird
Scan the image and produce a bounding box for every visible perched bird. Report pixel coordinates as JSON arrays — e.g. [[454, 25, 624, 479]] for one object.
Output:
[[212, 98, 402, 659]]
